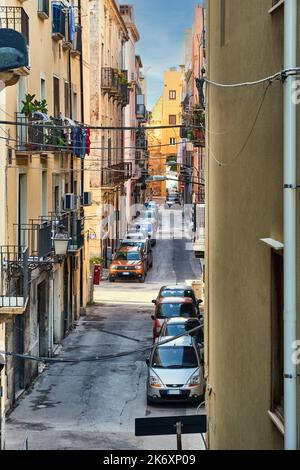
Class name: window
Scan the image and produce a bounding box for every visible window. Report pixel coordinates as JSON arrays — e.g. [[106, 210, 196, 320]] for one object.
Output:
[[53, 76, 60, 117], [170, 137, 176, 146], [169, 90, 176, 100], [271, 251, 284, 421], [64, 81, 70, 118], [40, 78, 46, 101], [169, 115, 177, 125]]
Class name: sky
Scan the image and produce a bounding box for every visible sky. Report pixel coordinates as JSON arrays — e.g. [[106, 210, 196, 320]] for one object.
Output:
[[131, 0, 204, 110]]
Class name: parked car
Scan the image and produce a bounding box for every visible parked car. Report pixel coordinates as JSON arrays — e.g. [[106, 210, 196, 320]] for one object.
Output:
[[154, 284, 203, 315], [129, 220, 157, 246], [159, 317, 204, 346], [165, 194, 181, 208], [146, 335, 205, 404], [125, 230, 150, 240], [120, 238, 153, 270], [109, 246, 147, 283], [151, 297, 200, 339]]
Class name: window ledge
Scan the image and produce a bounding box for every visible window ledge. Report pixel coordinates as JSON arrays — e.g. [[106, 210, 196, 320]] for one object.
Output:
[[268, 410, 285, 435], [269, 0, 284, 14]]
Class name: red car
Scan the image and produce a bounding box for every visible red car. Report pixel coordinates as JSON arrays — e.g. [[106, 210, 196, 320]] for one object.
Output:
[[151, 297, 200, 340]]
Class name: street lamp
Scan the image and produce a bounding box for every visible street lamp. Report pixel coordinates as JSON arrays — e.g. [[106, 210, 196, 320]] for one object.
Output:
[[53, 224, 70, 256]]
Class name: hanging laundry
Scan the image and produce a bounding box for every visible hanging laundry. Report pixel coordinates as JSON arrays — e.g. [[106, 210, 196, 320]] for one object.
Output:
[[69, 5, 76, 43]]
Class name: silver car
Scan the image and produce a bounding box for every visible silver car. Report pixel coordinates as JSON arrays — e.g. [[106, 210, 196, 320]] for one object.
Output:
[[146, 335, 205, 404]]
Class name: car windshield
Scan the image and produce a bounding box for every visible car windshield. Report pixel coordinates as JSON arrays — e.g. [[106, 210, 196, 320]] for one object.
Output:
[[114, 252, 141, 261], [165, 322, 204, 342], [157, 303, 196, 319], [151, 346, 198, 369], [160, 289, 195, 300]]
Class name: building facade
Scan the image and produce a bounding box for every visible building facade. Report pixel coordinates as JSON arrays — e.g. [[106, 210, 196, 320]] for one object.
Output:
[[0, 0, 90, 441], [206, 0, 299, 449]]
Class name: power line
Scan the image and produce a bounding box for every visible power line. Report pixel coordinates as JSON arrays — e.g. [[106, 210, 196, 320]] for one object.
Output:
[[204, 67, 300, 88], [0, 323, 203, 364]]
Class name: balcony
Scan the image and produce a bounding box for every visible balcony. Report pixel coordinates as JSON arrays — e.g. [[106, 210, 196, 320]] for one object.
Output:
[[101, 67, 119, 96], [0, 6, 29, 44], [117, 70, 130, 107], [52, 1, 66, 41], [70, 25, 82, 56], [15, 113, 67, 154], [0, 246, 29, 313], [101, 162, 132, 188], [38, 0, 50, 20], [68, 217, 84, 253], [17, 219, 53, 263]]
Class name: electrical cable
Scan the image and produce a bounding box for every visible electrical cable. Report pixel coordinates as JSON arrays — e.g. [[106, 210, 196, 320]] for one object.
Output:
[[0, 323, 204, 364], [204, 67, 300, 88], [206, 82, 272, 167]]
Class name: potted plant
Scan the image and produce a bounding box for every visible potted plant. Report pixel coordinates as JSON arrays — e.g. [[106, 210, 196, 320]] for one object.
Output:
[[21, 94, 49, 150]]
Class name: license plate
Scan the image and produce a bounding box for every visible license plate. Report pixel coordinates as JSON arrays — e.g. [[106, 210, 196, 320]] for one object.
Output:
[[122, 272, 130, 276], [167, 390, 181, 395]]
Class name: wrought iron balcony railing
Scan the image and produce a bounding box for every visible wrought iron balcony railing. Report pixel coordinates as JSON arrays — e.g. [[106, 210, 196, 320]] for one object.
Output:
[[0, 245, 28, 309], [101, 162, 132, 187], [101, 67, 119, 95], [0, 6, 29, 44], [15, 113, 67, 153], [17, 219, 53, 262]]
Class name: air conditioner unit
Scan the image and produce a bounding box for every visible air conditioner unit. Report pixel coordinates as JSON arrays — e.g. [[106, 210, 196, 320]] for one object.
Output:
[[81, 191, 92, 206], [62, 193, 76, 211]]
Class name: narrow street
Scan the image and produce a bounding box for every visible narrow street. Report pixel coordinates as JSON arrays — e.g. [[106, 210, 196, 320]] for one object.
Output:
[[4, 212, 205, 450]]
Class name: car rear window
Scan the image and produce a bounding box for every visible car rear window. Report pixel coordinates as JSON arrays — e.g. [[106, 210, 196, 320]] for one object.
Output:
[[160, 289, 195, 300], [151, 346, 198, 369], [157, 303, 196, 319]]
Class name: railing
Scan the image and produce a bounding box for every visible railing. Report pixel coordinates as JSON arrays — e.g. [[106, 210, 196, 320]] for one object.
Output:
[[15, 113, 67, 153], [68, 217, 84, 252], [0, 6, 29, 44], [101, 67, 119, 95], [17, 219, 53, 260], [38, 0, 50, 19], [0, 246, 28, 309], [101, 162, 132, 187], [136, 104, 147, 121]]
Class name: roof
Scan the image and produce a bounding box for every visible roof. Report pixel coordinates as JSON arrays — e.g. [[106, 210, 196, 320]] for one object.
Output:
[[163, 317, 201, 325], [158, 297, 194, 305], [160, 285, 193, 291]]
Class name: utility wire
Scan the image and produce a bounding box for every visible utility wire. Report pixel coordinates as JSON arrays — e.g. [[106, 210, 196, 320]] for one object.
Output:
[[0, 323, 203, 364], [204, 67, 300, 88]]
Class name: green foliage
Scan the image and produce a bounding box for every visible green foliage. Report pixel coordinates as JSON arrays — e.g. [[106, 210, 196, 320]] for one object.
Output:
[[21, 94, 49, 116], [90, 256, 104, 267]]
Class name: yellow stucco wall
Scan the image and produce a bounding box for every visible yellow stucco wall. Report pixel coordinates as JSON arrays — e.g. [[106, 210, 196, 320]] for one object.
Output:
[[206, 0, 300, 450]]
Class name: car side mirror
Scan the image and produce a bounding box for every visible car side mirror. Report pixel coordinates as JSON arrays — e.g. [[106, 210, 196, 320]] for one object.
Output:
[[151, 314, 155, 320]]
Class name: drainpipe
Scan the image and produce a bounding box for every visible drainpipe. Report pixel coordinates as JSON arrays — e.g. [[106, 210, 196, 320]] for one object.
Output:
[[283, 0, 297, 451]]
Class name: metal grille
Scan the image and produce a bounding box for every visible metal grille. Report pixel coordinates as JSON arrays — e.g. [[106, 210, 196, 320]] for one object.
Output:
[[0, 6, 29, 44]]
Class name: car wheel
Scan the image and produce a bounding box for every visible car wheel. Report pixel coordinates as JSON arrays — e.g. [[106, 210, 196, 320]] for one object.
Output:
[[139, 275, 145, 283], [108, 276, 115, 283]]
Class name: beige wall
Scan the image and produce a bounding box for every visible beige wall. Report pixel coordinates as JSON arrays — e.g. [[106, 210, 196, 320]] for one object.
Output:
[[206, 0, 300, 449]]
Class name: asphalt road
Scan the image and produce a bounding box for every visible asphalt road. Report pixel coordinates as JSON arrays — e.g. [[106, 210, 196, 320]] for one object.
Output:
[[4, 209, 205, 450]]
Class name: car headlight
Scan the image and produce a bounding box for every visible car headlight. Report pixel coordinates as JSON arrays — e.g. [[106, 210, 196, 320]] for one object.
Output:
[[149, 375, 162, 388], [188, 374, 200, 387], [110, 265, 118, 270]]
